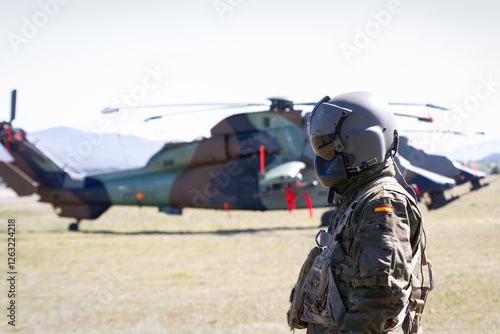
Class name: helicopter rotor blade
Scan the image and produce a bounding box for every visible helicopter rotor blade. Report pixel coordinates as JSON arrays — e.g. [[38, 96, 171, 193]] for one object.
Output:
[[401, 129, 485, 136], [102, 102, 267, 114], [10, 89, 17, 123], [105, 99, 439, 123], [143, 105, 268, 122], [295, 101, 449, 110], [394, 113, 434, 123], [293, 102, 317, 106], [389, 102, 449, 111]]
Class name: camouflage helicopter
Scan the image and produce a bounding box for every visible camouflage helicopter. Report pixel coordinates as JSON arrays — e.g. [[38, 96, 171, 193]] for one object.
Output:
[[397, 135, 488, 190], [0, 90, 462, 231], [393, 153, 457, 210], [383, 104, 488, 209], [0, 91, 329, 231]]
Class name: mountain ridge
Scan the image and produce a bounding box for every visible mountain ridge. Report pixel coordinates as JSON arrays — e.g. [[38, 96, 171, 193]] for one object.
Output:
[[30, 126, 164, 173]]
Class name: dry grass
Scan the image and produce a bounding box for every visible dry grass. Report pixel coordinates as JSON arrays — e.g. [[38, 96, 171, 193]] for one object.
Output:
[[0, 176, 499, 333], [421, 177, 500, 333]]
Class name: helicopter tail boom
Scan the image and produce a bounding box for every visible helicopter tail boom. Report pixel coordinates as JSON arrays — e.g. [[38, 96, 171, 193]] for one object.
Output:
[[0, 161, 38, 196]]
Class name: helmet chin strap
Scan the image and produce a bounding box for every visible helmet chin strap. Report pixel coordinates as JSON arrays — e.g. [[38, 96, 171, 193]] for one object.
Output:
[[345, 157, 378, 174], [324, 153, 376, 204]]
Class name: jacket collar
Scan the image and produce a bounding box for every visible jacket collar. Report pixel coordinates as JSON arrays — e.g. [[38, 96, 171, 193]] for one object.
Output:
[[334, 159, 396, 205]]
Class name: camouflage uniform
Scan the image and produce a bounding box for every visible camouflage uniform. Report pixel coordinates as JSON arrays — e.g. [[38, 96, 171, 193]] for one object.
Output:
[[307, 161, 422, 334]]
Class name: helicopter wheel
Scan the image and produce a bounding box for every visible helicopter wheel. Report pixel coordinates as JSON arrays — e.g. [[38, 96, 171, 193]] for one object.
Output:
[[68, 220, 80, 232]]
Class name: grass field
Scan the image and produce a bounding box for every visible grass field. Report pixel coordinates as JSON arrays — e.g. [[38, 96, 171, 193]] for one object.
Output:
[[0, 176, 499, 333]]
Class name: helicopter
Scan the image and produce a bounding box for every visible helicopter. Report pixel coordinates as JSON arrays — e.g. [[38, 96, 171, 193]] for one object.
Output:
[[397, 136, 488, 191], [0, 91, 328, 231], [393, 153, 458, 210], [0, 90, 478, 231]]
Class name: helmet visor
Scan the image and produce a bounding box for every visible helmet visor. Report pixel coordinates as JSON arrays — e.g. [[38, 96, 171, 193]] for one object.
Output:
[[307, 98, 352, 137], [310, 134, 339, 161], [308, 98, 352, 161]]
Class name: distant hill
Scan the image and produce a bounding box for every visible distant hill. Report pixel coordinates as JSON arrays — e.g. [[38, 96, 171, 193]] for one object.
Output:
[[30, 127, 164, 173], [480, 153, 500, 163], [447, 138, 500, 162]]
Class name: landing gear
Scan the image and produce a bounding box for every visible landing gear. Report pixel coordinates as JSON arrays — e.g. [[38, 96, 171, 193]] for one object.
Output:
[[425, 191, 459, 210], [68, 220, 80, 232], [470, 179, 489, 191]]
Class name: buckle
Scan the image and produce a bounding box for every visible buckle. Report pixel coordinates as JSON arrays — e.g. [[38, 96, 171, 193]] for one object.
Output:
[[315, 229, 324, 247]]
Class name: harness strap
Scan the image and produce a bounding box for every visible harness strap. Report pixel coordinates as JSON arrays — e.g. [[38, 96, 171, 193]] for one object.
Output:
[[329, 268, 346, 325], [323, 202, 356, 324]]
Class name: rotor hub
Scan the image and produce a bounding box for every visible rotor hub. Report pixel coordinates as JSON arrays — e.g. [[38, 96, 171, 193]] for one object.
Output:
[[268, 97, 294, 111]]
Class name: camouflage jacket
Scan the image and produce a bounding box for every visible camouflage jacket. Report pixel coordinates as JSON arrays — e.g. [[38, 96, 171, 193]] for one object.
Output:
[[309, 163, 422, 334]]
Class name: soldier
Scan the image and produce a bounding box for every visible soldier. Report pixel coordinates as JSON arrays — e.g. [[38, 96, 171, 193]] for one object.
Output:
[[288, 92, 432, 333]]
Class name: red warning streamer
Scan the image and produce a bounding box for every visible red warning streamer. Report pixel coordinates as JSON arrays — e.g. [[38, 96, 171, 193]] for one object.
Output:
[[3, 125, 12, 151], [304, 191, 313, 218], [260, 145, 265, 174], [285, 185, 296, 211]]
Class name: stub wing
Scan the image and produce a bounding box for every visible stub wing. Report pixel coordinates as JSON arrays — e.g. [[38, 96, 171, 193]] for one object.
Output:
[[253, 161, 316, 199]]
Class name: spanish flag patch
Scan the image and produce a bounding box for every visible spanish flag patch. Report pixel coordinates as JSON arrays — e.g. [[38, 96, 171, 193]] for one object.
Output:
[[374, 205, 393, 214]]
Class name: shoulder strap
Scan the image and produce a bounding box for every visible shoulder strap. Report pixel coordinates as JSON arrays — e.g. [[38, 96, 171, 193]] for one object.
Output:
[[317, 176, 391, 248], [316, 200, 355, 248]]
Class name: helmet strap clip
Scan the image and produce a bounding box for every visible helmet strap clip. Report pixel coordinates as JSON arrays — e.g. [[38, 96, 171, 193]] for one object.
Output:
[[346, 157, 378, 173]]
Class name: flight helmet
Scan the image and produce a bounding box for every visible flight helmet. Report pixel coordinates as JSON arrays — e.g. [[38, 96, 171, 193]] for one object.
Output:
[[307, 91, 398, 189]]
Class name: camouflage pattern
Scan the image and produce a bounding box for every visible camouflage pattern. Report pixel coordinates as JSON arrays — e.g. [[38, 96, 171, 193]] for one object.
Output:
[[0, 103, 330, 230], [307, 161, 422, 334]]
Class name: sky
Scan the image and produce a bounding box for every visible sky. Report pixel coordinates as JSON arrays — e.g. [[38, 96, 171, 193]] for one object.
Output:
[[1, 0, 500, 157]]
